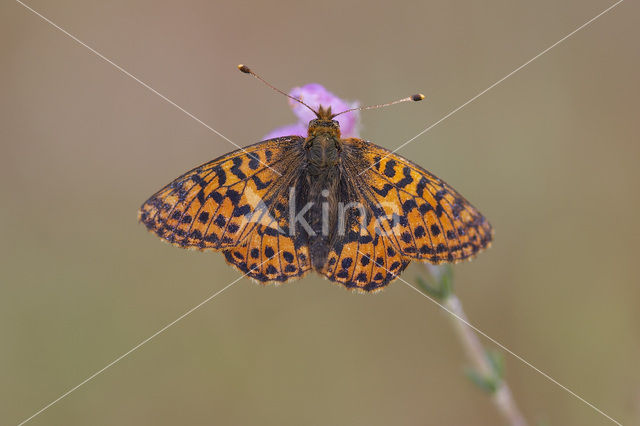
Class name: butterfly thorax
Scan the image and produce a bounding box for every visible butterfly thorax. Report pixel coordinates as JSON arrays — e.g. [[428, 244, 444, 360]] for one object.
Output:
[[304, 117, 342, 176]]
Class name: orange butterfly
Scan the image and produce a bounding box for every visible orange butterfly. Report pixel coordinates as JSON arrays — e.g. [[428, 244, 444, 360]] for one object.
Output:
[[139, 65, 492, 292]]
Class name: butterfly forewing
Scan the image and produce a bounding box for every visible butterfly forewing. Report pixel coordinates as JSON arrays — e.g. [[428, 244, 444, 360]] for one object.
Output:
[[344, 138, 492, 264], [138, 137, 305, 250]]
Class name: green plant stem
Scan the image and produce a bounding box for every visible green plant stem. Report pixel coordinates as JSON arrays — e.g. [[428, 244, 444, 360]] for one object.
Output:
[[443, 293, 528, 426]]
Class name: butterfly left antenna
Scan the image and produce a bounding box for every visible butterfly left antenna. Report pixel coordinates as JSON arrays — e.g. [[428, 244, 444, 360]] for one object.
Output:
[[238, 64, 319, 118]]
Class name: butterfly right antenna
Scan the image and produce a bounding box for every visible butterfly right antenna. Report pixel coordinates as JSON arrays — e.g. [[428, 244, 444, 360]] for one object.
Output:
[[331, 93, 425, 118], [238, 64, 319, 118]]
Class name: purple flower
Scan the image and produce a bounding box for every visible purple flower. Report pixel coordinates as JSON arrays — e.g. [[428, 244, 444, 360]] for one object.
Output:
[[264, 83, 360, 140]]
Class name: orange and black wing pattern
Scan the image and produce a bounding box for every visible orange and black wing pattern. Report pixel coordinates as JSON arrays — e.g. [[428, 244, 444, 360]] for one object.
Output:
[[221, 187, 312, 283], [140, 133, 492, 290], [345, 138, 492, 265], [309, 153, 408, 292], [318, 201, 410, 292], [139, 137, 302, 249], [138, 137, 312, 282]]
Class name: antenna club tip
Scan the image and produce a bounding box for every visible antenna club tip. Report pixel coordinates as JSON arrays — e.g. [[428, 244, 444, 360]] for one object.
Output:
[[237, 64, 251, 74], [411, 93, 426, 102]]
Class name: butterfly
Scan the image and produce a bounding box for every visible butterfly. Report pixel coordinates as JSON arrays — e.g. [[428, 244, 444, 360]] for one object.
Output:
[[138, 65, 492, 293]]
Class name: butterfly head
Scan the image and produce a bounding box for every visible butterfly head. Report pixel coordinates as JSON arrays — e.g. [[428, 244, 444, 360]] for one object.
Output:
[[307, 105, 341, 138]]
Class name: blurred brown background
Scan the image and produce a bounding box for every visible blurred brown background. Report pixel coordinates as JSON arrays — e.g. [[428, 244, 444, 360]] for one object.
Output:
[[2, 0, 639, 425]]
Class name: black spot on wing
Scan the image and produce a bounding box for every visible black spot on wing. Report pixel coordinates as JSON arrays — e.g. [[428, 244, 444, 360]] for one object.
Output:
[[198, 211, 209, 223], [248, 153, 260, 170], [230, 157, 247, 180], [252, 175, 272, 190], [384, 160, 397, 177], [373, 184, 394, 197], [396, 167, 414, 188]]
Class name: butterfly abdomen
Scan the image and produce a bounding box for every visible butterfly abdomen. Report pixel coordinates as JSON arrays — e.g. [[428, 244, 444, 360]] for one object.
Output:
[[301, 167, 341, 271]]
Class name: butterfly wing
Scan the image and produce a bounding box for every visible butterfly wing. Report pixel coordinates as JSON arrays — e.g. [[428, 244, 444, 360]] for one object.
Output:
[[139, 137, 305, 250], [343, 138, 493, 264], [222, 187, 312, 283], [310, 165, 409, 292], [319, 205, 411, 292]]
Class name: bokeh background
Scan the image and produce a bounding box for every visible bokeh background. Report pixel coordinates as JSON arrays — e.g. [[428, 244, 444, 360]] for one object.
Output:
[[2, 0, 639, 425]]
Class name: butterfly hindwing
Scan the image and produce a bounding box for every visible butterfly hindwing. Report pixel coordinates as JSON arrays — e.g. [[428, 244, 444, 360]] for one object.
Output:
[[222, 188, 312, 283], [315, 169, 410, 292], [343, 138, 493, 264], [320, 211, 410, 292], [138, 136, 305, 250]]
